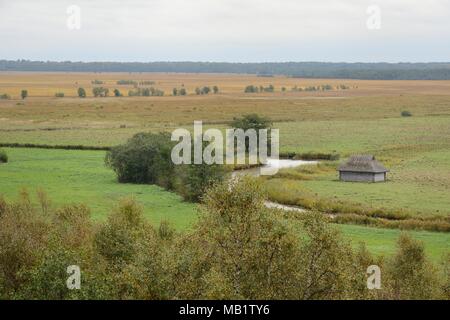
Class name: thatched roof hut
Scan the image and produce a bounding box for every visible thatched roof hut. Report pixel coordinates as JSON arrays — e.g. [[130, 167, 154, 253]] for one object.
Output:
[[338, 155, 388, 182]]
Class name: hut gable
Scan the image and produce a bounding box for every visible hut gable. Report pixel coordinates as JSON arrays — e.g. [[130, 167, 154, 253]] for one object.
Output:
[[338, 155, 388, 173]]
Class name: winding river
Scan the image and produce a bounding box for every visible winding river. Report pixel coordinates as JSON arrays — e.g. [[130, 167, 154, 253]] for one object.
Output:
[[232, 158, 318, 212]]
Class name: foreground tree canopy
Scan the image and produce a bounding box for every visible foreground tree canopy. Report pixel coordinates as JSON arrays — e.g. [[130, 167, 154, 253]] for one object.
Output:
[[0, 178, 448, 300]]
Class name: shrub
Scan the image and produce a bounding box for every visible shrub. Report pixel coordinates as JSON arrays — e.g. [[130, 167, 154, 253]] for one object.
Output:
[[54, 92, 64, 98], [0, 149, 7, 163], [231, 114, 273, 153], [92, 87, 109, 97], [382, 233, 441, 299], [0, 93, 10, 99], [21, 90, 28, 99], [113, 89, 122, 97], [175, 163, 229, 202], [105, 132, 176, 188], [244, 85, 259, 93], [77, 87, 86, 98], [401, 110, 412, 117]]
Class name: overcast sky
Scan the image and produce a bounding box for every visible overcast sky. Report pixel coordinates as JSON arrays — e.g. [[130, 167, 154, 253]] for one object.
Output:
[[0, 0, 449, 62]]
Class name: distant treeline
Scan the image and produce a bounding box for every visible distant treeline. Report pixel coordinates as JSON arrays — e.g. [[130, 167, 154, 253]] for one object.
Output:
[[2, 60, 450, 80]]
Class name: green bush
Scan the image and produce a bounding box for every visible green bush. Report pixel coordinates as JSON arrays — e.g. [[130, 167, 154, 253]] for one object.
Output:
[[0, 93, 10, 100], [105, 132, 176, 188], [401, 110, 413, 117], [54, 92, 65, 98], [175, 163, 229, 202], [92, 87, 109, 97], [77, 87, 86, 98], [21, 90, 28, 99], [0, 149, 7, 163]]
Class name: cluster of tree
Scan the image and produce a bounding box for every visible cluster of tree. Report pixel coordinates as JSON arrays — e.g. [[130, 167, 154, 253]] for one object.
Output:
[[0, 93, 10, 100], [244, 85, 274, 93], [139, 80, 155, 86], [4, 60, 450, 80], [0, 178, 448, 300], [172, 88, 187, 96], [116, 80, 137, 85], [128, 87, 164, 97], [92, 87, 109, 97], [195, 86, 219, 95], [105, 132, 228, 202]]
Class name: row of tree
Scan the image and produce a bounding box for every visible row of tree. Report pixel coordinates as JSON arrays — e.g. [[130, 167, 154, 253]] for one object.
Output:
[[245, 84, 352, 93], [3, 60, 450, 80]]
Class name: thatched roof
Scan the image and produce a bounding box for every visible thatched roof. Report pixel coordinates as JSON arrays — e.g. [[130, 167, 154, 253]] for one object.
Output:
[[338, 155, 388, 173]]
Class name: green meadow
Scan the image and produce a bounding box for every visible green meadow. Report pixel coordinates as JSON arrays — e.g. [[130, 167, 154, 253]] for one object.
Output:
[[0, 147, 448, 262], [0, 148, 197, 229]]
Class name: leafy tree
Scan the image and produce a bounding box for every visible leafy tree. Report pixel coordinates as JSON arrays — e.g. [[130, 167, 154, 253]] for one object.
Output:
[[231, 113, 273, 153], [0, 149, 7, 163], [77, 87, 86, 98], [172, 88, 178, 96], [401, 111, 412, 117], [113, 89, 122, 97], [92, 87, 109, 97], [21, 90, 28, 99], [383, 233, 440, 299], [179, 88, 187, 96], [105, 132, 176, 189], [244, 85, 259, 93], [213, 86, 219, 94], [175, 162, 228, 202]]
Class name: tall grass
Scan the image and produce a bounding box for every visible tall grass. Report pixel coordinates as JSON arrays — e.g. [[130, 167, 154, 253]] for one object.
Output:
[[264, 178, 450, 232]]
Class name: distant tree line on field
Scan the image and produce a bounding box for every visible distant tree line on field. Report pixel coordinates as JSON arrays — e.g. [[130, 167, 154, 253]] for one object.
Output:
[[244, 84, 350, 93], [116, 80, 156, 86], [2, 60, 450, 80]]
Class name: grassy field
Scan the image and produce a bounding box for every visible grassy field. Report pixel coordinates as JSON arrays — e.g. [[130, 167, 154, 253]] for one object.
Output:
[[0, 148, 197, 229], [336, 224, 450, 262], [0, 147, 448, 262], [0, 72, 449, 261]]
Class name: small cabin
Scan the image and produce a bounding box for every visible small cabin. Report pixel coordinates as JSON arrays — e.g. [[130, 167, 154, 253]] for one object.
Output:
[[338, 155, 388, 183]]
